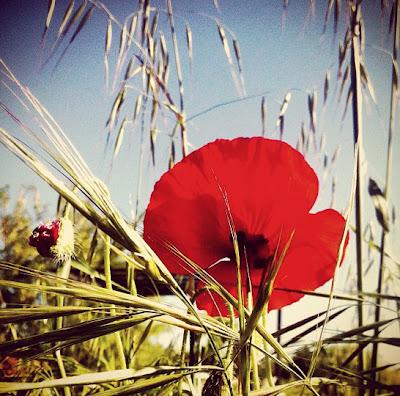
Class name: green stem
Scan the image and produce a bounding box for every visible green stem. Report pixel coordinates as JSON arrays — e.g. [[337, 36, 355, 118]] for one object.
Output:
[[104, 234, 127, 369], [262, 308, 273, 387], [56, 258, 72, 396]]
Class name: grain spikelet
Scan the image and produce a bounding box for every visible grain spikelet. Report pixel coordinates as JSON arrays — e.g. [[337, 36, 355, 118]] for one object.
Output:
[[124, 58, 141, 81], [106, 87, 126, 130], [43, 0, 56, 41], [233, 39, 245, 94], [360, 62, 376, 103], [278, 92, 291, 118], [128, 14, 138, 47], [368, 178, 390, 232], [393, 59, 399, 94], [141, 0, 150, 45], [339, 65, 349, 100], [185, 24, 193, 69], [115, 22, 128, 81], [104, 18, 112, 88], [331, 146, 341, 165], [150, 128, 157, 166], [133, 95, 142, 122], [261, 96, 267, 136], [67, 3, 93, 45], [216, 23, 241, 95], [323, 0, 334, 33], [62, 0, 86, 40], [307, 90, 317, 134], [169, 140, 175, 170], [150, 11, 159, 36], [160, 32, 168, 64], [324, 71, 330, 104], [54, 3, 94, 69], [342, 86, 352, 120], [57, 0, 75, 38], [113, 118, 127, 158]]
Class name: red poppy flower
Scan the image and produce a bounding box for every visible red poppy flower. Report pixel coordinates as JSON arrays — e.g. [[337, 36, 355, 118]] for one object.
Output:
[[144, 137, 347, 316]]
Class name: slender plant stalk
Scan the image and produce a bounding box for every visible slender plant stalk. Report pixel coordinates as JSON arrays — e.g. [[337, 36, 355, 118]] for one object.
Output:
[[369, 0, 399, 394], [55, 257, 72, 396], [262, 309, 274, 387], [104, 234, 127, 370], [349, 4, 365, 392], [166, 0, 188, 157]]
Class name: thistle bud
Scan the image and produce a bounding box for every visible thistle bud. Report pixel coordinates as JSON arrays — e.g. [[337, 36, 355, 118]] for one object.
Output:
[[29, 218, 74, 261]]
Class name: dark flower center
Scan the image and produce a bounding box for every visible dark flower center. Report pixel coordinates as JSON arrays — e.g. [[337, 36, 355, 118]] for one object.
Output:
[[230, 230, 273, 269]]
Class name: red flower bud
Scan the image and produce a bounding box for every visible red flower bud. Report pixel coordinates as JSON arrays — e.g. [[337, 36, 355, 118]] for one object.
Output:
[[29, 219, 61, 258]]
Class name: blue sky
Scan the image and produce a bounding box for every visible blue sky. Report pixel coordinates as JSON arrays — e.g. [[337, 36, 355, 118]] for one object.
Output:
[[0, 0, 398, 363]]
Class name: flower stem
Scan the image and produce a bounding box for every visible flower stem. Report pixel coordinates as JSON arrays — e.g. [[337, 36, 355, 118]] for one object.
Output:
[[104, 234, 127, 369]]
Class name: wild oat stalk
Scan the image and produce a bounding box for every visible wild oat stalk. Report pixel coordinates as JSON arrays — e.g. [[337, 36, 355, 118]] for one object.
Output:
[[370, 0, 400, 394]]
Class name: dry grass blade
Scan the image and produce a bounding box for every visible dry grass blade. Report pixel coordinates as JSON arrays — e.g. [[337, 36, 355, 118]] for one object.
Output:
[[250, 377, 340, 396], [0, 366, 222, 394], [282, 307, 349, 347], [0, 306, 94, 325], [95, 368, 220, 396], [273, 306, 350, 339], [0, 313, 157, 357]]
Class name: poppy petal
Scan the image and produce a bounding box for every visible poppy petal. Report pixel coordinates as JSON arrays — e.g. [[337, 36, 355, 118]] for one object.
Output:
[[269, 209, 348, 310], [144, 137, 319, 274]]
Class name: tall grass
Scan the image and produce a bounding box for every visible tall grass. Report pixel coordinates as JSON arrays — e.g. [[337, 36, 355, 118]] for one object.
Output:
[[0, 1, 399, 395]]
